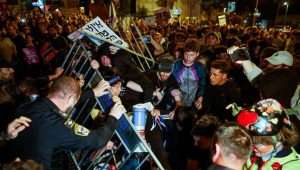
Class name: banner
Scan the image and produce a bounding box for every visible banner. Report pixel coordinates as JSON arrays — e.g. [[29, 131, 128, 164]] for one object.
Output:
[[81, 17, 128, 48], [68, 29, 103, 46], [68, 29, 84, 41], [218, 15, 227, 26]]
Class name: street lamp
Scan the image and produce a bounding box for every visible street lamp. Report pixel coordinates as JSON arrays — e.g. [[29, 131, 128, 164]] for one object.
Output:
[[283, 1, 289, 25]]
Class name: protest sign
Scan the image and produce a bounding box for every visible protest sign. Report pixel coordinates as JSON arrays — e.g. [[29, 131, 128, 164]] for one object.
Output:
[[81, 17, 128, 48]]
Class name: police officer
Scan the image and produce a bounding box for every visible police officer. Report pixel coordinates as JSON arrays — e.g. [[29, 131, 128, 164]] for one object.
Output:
[[5, 76, 126, 170]]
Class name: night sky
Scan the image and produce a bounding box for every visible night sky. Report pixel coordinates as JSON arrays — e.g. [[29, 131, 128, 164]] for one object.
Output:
[[202, 0, 300, 20], [236, 0, 300, 19]]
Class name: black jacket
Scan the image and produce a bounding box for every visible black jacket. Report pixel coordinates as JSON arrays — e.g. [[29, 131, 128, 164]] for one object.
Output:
[[255, 68, 299, 107], [111, 49, 155, 102], [208, 164, 235, 170], [203, 79, 241, 121], [146, 72, 179, 112], [5, 97, 118, 170]]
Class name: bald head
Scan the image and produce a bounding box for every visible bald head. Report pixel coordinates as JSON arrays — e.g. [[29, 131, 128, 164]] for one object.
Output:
[[48, 76, 81, 98], [47, 76, 81, 112]]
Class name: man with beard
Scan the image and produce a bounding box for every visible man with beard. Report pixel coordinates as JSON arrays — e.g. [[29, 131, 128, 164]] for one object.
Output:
[[4, 76, 126, 170]]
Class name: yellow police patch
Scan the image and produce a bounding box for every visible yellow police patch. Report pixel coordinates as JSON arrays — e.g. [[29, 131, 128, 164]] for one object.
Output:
[[74, 123, 90, 136], [64, 119, 75, 128], [64, 119, 90, 136]]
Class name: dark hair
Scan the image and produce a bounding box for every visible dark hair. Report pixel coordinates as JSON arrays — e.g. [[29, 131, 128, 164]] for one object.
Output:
[[226, 36, 241, 47], [3, 159, 44, 170], [18, 78, 38, 96], [205, 32, 219, 41], [214, 45, 228, 56], [32, 6, 43, 14], [156, 58, 174, 72], [184, 38, 200, 52], [47, 24, 57, 30], [175, 106, 194, 127], [191, 114, 220, 137], [96, 43, 110, 57], [210, 59, 232, 74]]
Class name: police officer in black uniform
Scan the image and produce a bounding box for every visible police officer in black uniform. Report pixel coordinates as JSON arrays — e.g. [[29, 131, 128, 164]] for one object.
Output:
[[4, 76, 126, 170]]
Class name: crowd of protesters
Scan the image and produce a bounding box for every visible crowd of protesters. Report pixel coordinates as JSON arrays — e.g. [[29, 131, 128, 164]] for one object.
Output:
[[1, 4, 300, 170]]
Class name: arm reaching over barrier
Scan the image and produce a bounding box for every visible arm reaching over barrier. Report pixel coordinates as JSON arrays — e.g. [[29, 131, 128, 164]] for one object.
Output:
[[109, 96, 127, 120]]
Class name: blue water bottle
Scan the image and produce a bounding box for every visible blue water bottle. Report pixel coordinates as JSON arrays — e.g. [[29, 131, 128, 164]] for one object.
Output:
[[132, 104, 148, 131]]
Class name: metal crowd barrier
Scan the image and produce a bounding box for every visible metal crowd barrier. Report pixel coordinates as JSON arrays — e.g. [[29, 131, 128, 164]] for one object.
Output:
[[60, 40, 164, 170]]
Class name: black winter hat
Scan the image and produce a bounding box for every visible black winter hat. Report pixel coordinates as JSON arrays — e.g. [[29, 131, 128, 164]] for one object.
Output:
[[155, 58, 174, 73]]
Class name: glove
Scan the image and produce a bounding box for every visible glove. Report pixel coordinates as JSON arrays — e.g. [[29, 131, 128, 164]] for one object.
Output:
[[236, 60, 262, 82]]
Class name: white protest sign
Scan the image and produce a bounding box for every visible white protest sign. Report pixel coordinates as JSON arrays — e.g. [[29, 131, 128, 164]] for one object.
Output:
[[68, 29, 103, 46], [68, 29, 104, 46], [218, 15, 227, 26], [81, 17, 128, 48], [68, 29, 84, 41]]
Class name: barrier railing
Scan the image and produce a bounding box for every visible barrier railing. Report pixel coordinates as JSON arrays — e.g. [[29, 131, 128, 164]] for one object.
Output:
[[61, 39, 164, 170]]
